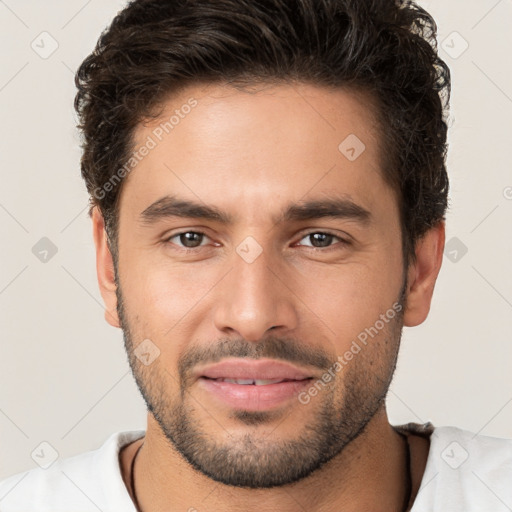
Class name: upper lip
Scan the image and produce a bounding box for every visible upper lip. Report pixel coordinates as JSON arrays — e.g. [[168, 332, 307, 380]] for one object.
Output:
[[196, 358, 314, 381]]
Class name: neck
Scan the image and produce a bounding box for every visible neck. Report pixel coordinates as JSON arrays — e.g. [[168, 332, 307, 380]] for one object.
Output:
[[126, 407, 414, 512]]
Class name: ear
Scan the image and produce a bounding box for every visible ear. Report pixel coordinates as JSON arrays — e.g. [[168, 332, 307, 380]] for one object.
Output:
[[91, 207, 121, 328], [403, 222, 445, 327]]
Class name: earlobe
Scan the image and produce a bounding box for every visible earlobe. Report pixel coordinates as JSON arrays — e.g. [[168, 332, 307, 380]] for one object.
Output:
[[403, 222, 445, 327], [91, 207, 121, 328]]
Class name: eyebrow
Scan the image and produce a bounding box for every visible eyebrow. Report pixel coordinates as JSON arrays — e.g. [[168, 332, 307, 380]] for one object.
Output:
[[139, 195, 371, 226]]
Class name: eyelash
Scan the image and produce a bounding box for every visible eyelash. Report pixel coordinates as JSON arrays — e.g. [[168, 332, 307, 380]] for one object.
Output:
[[163, 230, 350, 252]]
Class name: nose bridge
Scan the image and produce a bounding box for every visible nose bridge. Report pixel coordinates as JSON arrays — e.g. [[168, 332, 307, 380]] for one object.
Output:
[[213, 240, 298, 341]]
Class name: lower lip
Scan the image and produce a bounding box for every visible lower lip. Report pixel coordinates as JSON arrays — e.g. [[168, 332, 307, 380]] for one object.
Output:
[[198, 377, 312, 411]]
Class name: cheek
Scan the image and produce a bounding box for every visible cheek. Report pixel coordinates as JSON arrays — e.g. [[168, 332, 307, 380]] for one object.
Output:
[[120, 260, 222, 334], [289, 257, 402, 352]]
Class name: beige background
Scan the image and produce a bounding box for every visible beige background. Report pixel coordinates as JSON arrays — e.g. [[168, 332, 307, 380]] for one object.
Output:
[[1, 0, 511, 480]]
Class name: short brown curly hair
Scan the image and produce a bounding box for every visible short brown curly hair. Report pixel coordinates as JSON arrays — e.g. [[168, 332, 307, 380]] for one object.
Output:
[[74, 0, 450, 264]]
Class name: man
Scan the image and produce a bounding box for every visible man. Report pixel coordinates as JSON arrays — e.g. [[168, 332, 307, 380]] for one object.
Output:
[[1, 0, 510, 510]]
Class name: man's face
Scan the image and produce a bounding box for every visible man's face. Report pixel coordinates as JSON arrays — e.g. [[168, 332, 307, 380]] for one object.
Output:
[[112, 83, 406, 487]]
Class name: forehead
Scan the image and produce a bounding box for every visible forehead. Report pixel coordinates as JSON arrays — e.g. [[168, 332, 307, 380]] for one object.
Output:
[[120, 82, 394, 223]]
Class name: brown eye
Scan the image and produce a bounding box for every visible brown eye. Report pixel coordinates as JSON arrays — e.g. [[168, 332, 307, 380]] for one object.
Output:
[[167, 231, 209, 249], [299, 232, 342, 249]]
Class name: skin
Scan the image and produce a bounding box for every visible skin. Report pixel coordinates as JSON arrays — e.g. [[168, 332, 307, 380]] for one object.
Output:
[[92, 82, 444, 511]]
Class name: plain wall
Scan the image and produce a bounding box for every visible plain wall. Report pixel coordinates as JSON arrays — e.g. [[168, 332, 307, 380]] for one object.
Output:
[[1, 0, 511, 479]]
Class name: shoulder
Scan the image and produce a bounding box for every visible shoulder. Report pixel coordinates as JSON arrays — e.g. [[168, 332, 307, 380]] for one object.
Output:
[[0, 430, 144, 512], [430, 425, 512, 470], [412, 425, 512, 512]]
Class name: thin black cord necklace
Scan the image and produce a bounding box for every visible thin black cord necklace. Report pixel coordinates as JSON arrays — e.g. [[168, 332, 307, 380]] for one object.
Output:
[[130, 442, 143, 512], [129, 435, 412, 512]]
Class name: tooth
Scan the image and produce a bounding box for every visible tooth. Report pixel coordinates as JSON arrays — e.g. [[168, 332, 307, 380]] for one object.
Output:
[[220, 378, 287, 385], [254, 379, 284, 385]]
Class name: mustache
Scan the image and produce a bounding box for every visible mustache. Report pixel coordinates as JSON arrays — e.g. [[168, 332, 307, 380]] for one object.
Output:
[[178, 336, 335, 385]]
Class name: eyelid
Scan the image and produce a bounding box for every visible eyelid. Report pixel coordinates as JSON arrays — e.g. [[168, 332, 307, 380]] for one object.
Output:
[[295, 230, 351, 249]]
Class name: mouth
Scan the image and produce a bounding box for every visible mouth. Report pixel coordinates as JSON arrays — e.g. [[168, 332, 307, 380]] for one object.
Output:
[[196, 357, 314, 381], [202, 377, 305, 385], [195, 358, 315, 411]]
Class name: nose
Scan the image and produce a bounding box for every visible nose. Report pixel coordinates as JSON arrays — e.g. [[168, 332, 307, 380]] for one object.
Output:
[[213, 245, 299, 342]]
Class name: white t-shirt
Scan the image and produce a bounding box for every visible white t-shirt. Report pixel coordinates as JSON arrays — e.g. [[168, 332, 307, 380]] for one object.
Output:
[[0, 425, 511, 511]]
